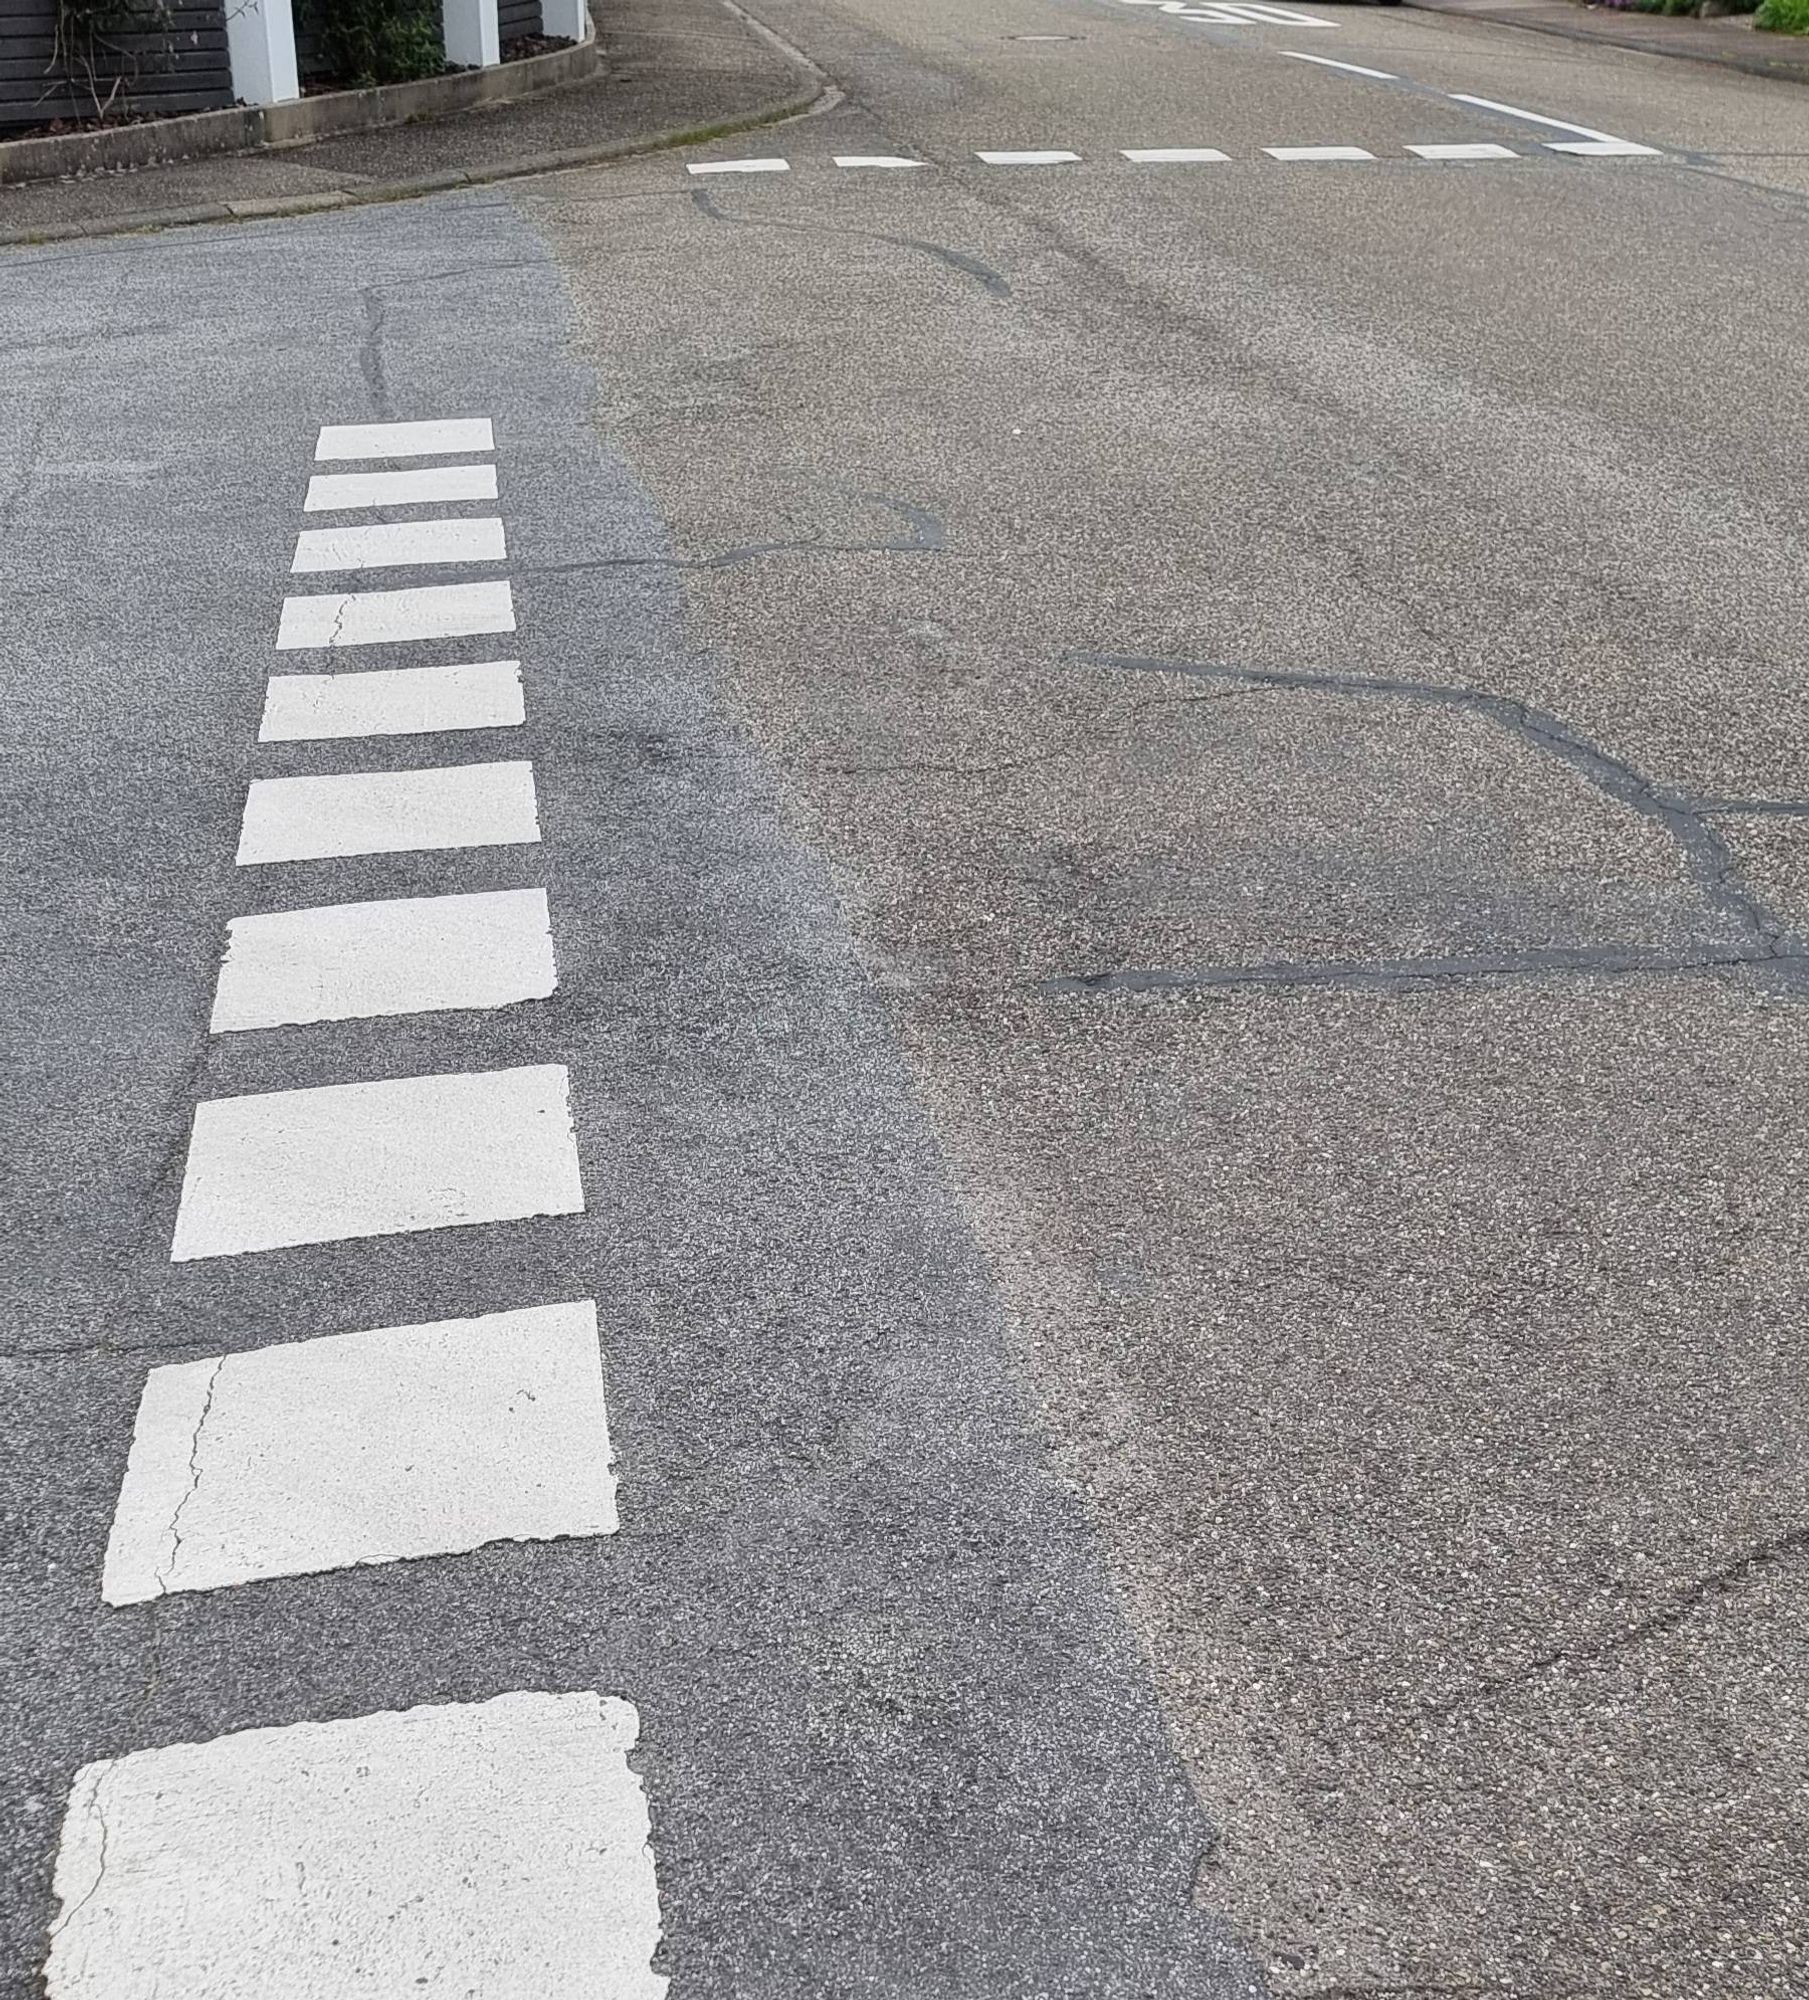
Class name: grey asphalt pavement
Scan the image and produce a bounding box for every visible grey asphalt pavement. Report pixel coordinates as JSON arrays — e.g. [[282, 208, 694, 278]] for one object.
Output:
[[5, 0, 1809, 1996]]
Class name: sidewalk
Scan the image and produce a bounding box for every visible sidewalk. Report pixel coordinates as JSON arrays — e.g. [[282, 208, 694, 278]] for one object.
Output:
[[1407, 0, 1809, 84], [0, 0, 821, 245]]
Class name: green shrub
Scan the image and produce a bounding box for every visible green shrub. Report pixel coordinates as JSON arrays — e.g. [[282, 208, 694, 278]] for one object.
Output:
[[300, 0, 444, 85], [1756, 0, 1809, 29]]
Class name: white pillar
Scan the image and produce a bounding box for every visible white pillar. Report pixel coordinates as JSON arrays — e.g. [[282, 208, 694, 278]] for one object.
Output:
[[442, 0, 501, 67], [539, 0, 589, 40], [226, 0, 300, 105]]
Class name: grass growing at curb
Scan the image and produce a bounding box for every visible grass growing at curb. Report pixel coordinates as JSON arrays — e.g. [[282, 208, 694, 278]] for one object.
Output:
[[1756, 0, 1809, 30]]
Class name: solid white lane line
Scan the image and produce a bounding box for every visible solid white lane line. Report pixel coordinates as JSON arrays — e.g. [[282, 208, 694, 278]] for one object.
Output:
[[168, 1063, 584, 1261], [1446, 92, 1659, 153], [45, 1693, 665, 2000], [236, 762, 540, 866], [1278, 51, 1396, 77], [315, 418, 493, 460], [210, 888, 555, 1031], [258, 659, 525, 742], [833, 155, 924, 167], [290, 517, 506, 574], [101, 1302, 615, 1603], [1121, 147, 1230, 163], [977, 150, 1081, 165], [686, 157, 787, 174], [1265, 145, 1375, 161], [1407, 142, 1518, 161], [304, 462, 499, 512], [276, 579, 515, 649]]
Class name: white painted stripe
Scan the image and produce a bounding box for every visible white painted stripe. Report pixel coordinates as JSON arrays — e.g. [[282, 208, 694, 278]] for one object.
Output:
[[1407, 142, 1518, 161], [236, 762, 540, 865], [976, 150, 1081, 166], [258, 660, 525, 742], [45, 1693, 665, 2000], [276, 579, 515, 649], [210, 888, 556, 1031], [1279, 51, 1396, 77], [1121, 147, 1230, 163], [1446, 92, 1655, 150], [686, 157, 788, 174], [1544, 138, 1660, 157], [833, 155, 924, 168], [304, 462, 499, 511], [315, 418, 493, 460], [169, 1063, 584, 1261], [291, 517, 507, 573], [1264, 145, 1375, 161], [101, 1302, 615, 1603]]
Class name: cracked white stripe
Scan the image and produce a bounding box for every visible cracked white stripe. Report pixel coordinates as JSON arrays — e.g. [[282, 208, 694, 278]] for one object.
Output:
[[290, 517, 507, 573], [276, 579, 515, 649]]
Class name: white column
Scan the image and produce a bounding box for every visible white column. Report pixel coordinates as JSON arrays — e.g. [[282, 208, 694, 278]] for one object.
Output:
[[539, 0, 589, 40], [442, 0, 501, 67], [225, 0, 300, 105]]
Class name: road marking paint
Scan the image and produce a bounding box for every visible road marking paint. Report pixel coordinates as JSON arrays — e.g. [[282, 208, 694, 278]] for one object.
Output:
[[258, 659, 525, 742], [1122, 147, 1230, 163], [210, 887, 555, 1031], [1447, 93, 1659, 154], [1174, 2, 1335, 23], [1407, 142, 1518, 160], [976, 150, 1081, 165], [169, 1063, 584, 1261], [45, 1693, 665, 2000], [304, 463, 499, 511], [1279, 50, 1396, 76], [290, 517, 507, 573], [833, 155, 924, 167], [100, 1302, 614, 1603], [276, 578, 515, 649], [1265, 145, 1375, 161], [1543, 138, 1660, 157], [315, 418, 493, 461], [236, 762, 540, 865], [686, 157, 788, 174]]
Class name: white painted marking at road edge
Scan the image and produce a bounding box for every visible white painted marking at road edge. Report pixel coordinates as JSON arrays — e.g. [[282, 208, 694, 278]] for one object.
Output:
[[686, 158, 788, 174], [1121, 147, 1230, 164], [977, 150, 1081, 166], [169, 1063, 585, 1260], [235, 762, 540, 865], [258, 659, 525, 741], [315, 418, 494, 460], [276, 579, 515, 648], [1265, 145, 1375, 161], [1407, 142, 1518, 161], [1447, 93, 1659, 154], [833, 155, 924, 168], [304, 463, 499, 511], [1279, 51, 1396, 77], [210, 887, 556, 1031], [291, 517, 507, 573], [1543, 138, 1661, 157], [101, 1302, 615, 1602], [44, 1692, 666, 2000]]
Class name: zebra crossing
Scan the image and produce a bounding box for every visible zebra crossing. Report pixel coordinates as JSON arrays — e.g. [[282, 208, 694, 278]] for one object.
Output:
[[44, 419, 668, 1998]]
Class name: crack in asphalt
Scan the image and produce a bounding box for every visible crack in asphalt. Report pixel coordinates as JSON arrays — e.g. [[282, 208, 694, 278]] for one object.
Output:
[[356, 283, 391, 421], [524, 493, 945, 573]]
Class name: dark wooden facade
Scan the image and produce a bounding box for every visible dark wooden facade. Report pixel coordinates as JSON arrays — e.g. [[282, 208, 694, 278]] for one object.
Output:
[[1, 0, 231, 131]]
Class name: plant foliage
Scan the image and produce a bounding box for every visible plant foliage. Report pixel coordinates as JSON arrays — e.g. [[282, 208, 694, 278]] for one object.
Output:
[[298, 0, 445, 87]]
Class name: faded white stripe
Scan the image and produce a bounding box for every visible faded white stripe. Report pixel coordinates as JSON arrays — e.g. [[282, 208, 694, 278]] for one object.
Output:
[[976, 150, 1080, 166], [210, 888, 555, 1031], [686, 158, 788, 175], [315, 418, 494, 460], [304, 463, 499, 511], [235, 762, 540, 865], [1407, 142, 1518, 161], [258, 660, 525, 742], [101, 1302, 615, 1603], [1264, 145, 1375, 161], [169, 1063, 585, 1261], [1121, 147, 1230, 163], [46, 1693, 665, 2000], [833, 155, 923, 168], [276, 579, 515, 649], [291, 517, 507, 573]]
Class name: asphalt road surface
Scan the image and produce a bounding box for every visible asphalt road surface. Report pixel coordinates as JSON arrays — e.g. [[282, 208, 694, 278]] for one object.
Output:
[[4, 0, 1809, 1995]]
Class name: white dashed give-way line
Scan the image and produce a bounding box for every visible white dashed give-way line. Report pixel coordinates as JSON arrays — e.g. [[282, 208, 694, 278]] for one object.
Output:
[[48, 417, 669, 1998]]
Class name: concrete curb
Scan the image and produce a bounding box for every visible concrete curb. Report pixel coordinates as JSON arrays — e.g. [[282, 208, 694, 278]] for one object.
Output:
[[0, 29, 602, 190], [1402, 0, 1809, 85]]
